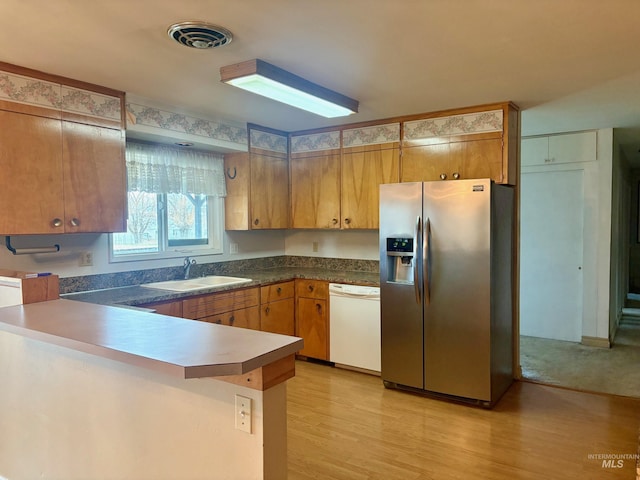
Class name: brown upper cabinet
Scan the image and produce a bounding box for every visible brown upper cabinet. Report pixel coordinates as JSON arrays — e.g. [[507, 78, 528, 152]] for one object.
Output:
[[289, 124, 400, 230], [401, 103, 519, 185], [0, 63, 126, 235], [341, 142, 399, 229], [227, 103, 519, 232], [290, 146, 341, 229], [224, 126, 289, 230]]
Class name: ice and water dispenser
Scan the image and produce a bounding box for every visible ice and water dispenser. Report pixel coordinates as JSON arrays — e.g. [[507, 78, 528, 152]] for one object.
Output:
[[384, 237, 415, 284]]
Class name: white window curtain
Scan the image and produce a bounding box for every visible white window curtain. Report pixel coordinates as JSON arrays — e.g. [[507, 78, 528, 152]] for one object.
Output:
[[126, 141, 226, 197]]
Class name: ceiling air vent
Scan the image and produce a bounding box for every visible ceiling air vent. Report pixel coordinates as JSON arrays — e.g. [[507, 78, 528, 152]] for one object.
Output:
[[167, 22, 233, 49]]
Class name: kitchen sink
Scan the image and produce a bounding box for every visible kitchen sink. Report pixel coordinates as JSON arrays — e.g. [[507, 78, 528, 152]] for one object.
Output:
[[141, 276, 252, 292]]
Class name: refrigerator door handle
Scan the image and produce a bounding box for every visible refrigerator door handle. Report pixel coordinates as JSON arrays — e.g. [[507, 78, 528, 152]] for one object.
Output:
[[414, 215, 422, 304], [424, 217, 431, 305]]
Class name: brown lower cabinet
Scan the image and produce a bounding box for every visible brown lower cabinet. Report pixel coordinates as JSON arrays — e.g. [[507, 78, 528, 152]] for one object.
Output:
[[200, 305, 260, 330], [295, 279, 329, 360], [260, 281, 295, 336], [179, 287, 261, 331], [145, 300, 183, 317]]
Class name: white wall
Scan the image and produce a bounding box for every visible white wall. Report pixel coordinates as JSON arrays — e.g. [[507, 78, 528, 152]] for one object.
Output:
[[0, 230, 286, 278], [284, 230, 378, 260], [520, 128, 613, 342], [0, 331, 287, 480]]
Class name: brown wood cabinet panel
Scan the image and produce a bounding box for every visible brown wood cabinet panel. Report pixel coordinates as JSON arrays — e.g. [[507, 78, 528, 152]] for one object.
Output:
[[290, 149, 341, 229], [341, 143, 399, 229], [62, 121, 126, 233], [260, 281, 295, 303], [261, 298, 295, 336], [183, 287, 260, 320], [296, 297, 328, 360], [295, 279, 329, 300], [146, 300, 183, 317], [401, 143, 449, 182], [201, 305, 260, 330], [250, 151, 289, 229], [451, 138, 504, 183], [224, 152, 250, 230], [0, 110, 65, 234]]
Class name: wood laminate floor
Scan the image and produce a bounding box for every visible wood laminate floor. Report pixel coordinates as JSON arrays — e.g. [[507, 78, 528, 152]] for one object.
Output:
[[287, 361, 640, 480]]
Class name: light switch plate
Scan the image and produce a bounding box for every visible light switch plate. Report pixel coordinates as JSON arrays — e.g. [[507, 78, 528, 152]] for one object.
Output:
[[235, 394, 252, 434]]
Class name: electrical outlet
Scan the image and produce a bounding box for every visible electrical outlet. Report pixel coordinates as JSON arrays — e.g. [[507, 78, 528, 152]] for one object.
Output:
[[235, 394, 252, 434], [312, 241, 319, 253], [79, 251, 93, 267], [230, 243, 239, 254]]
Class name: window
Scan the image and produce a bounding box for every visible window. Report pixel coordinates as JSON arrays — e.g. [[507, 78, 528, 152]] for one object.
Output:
[[110, 141, 226, 262]]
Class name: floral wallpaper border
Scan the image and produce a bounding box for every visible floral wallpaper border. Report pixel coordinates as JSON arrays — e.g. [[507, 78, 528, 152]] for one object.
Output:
[[291, 130, 341, 153], [404, 110, 503, 140], [0, 69, 121, 120], [343, 123, 400, 147], [127, 103, 248, 147], [249, 128, 288, 154]]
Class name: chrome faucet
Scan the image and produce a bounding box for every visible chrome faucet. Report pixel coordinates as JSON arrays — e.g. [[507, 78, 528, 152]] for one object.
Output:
[[183, 257, 196, 279]]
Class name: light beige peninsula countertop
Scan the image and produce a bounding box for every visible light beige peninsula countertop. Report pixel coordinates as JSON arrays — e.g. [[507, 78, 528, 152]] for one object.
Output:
[[0, 298, 303, 379]]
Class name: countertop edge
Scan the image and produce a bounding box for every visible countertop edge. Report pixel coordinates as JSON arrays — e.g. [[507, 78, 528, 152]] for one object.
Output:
[[0, 299, 304, 380]]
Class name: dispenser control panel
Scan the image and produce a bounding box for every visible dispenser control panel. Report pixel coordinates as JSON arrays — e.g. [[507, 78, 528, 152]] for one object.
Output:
[[386, 238, 413, 254]]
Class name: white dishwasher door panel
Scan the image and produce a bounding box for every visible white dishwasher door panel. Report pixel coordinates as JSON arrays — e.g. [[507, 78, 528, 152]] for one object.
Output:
[[329, 284, 381, 373]]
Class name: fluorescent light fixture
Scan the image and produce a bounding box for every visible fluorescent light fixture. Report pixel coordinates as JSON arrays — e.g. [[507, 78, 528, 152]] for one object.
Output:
[[220, 59, 358, 118]]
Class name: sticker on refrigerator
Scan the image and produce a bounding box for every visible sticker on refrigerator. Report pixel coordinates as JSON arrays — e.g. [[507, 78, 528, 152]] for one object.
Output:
[[473, 185, 485, 192]]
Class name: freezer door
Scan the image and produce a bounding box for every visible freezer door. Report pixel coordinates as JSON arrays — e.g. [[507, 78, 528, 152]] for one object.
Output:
[[423, 179, 492, 401], [379, 182, 424, 389]]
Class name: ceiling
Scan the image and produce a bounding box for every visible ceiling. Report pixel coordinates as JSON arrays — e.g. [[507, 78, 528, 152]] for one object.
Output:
[[2, 0, 640, 160]]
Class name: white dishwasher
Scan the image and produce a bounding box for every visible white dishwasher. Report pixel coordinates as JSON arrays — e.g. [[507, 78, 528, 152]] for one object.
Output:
[[329, 283, 381, 373]]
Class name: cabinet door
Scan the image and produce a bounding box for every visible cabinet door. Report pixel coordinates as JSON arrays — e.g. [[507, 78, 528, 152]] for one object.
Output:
[[250, 151, 289, 229], [341, 143, 399, 229], [62, 121, 126, 232], [296, 297, 328, 360], [290, 149, 341, 228], [228, 306, 261, 330], [261, 298, 295, 336], [0, 110, 65, 234], [224, 152, 250, 230], [401, 143, 449, 182], [453, 138, 504, 183], [295, 279, 329, 299]]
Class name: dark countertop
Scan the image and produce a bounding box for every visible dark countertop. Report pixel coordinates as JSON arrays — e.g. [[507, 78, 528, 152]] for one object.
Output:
[[62, 267, 380, 307]]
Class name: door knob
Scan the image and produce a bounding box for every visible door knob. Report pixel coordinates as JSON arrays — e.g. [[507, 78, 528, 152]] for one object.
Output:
[[52, 218, 63, 228], [452, 172, 460, 180], [439, 173, 447, 180], [254, 218, 259, 226], [70, 218, 80, 227]]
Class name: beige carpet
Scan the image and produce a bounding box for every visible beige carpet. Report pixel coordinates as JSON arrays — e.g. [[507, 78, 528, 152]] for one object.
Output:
[[520, 319, 640, 398]]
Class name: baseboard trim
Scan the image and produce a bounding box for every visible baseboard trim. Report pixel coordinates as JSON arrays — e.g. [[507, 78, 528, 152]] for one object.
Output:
[[581, 336, 610, 348]]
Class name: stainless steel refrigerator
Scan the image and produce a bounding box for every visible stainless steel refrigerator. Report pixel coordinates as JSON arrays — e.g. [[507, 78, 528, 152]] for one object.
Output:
[[379, 179, 514, 407]]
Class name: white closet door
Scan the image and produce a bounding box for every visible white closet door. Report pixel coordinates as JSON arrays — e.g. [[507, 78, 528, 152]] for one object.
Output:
[[520, 169, 584, 341]]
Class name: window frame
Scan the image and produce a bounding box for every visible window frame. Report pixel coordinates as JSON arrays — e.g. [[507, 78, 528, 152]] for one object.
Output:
[[108, 193, 224, 263]]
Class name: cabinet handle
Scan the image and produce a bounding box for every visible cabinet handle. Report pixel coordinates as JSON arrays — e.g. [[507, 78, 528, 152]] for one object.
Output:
[[69, 218, 80, 227], [315, 303, 322, 314], [52, 218, 63, 228], [439, 173, 447, 180], [276, 287, 282, 295], [344, 218, 351, 225], [452, 172, 460, 180], [229, 315, 235, 325], [254, 218, 260, 226], [214, 319, 222, 324], [332, 218, 338, 225], [308, 285, 314, 292], [265, 307, 270, 315]]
